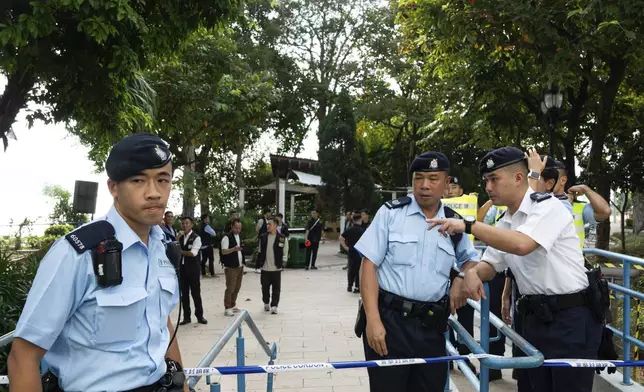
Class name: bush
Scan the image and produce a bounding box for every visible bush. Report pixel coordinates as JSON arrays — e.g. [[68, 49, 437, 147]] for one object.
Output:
[[44, 224, 74, 237], [627, 218, 634, 228], [23, 235, 57, 250], [0, 243, 45, 376], [243, 237, 258, 256]]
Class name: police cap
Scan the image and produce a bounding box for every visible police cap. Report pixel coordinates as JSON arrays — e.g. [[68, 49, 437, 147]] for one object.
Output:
[[409, 152, 450, 174], [105, 133, 173, 182], [479, 147, 526, 175], [449, 176, 460, 185]]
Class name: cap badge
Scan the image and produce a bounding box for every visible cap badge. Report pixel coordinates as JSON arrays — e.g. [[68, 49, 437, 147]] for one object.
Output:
[[392, 200, 400, 205], [155, 145, 168, 161], [430, 159, 438, 169], [486, 158, 494, 169]]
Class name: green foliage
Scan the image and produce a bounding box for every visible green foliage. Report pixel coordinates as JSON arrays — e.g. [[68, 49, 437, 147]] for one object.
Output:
[[43, 185, 88, 225], [0, 243, 43, 375], [319, 91, 377, 216], [0, 0, 241, 151], [45, 224, 74, 237]]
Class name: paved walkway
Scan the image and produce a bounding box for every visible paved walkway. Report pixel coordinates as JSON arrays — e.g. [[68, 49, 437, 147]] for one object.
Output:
[[174, 241, 517, 392]]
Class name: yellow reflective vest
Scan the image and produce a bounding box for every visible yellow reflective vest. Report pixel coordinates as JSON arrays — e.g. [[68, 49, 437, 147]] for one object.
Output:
[[442, 194, 478, 242], [573, 201, 586, 248]]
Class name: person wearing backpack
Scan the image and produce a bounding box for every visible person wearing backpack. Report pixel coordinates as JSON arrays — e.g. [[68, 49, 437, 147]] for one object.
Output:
[[353, 151, 479, 392]]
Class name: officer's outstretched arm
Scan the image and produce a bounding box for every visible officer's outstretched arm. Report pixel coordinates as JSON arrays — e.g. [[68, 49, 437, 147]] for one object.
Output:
[[7, 337, 46, 392]]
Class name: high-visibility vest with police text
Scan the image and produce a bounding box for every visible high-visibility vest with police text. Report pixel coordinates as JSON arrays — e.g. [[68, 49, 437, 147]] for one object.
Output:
[[442, 194, 478, 242]]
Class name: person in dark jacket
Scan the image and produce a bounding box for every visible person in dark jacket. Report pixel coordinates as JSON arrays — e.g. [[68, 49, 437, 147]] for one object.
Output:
[[258, 217, 289, 314], [304, 209, 323, 270], [221, 218, 245, 317], [276, 213, 290, 237], [339, 213, 365, 293], [178, 216, 207, 325], [199, 213, 217, 277]]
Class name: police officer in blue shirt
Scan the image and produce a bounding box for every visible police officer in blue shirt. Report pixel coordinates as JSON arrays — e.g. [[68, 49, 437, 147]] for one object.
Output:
[[8, 133, 188, 392], [354, 152, 480, 392], [428, 147, 603, 392]]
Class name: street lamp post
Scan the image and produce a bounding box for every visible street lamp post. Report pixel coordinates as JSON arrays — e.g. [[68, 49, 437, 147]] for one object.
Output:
[[541, 86, 564, 157]]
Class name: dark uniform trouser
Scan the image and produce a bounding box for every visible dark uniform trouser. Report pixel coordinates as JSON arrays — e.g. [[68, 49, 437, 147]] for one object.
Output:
[[347, 256, 361, 289], [523, 305, 602, 392], [200, 245, 215, 276], [180, 261, 204, 320], [363, 307, 447, 392], [305, 240, 320, 267], [261, 270, 282, 307]]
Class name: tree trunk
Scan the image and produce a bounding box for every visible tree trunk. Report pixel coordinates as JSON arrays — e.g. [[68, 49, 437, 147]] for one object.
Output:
[[633, 192, 644, 235], [0, 69, 35, 150], [235, 139, 245, 188], [587, 58, 627, 250], [182, 145, 196, 218], [195, 149, 210, 217], [621, 193, 629, 254]]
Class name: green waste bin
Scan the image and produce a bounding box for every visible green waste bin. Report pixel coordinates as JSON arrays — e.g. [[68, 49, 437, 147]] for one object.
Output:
[[287, 235, 307, 268]]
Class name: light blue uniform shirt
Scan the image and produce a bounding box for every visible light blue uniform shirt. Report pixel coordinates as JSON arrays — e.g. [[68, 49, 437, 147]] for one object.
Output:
[[354, 194, 480, 302], [554, 194, 597, 224], [15, 206, 180, 392]]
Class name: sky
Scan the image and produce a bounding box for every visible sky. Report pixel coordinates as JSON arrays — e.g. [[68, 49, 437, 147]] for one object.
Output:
[[0, 79, 319, 236]]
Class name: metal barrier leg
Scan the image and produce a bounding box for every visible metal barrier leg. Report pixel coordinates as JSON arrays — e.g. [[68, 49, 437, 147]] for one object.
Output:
[[623, 260, 633, 385], [479, 285, 490, 392], [237, 326, 246, 392], [266, 343, 277, 392], [212, 382, 221, 392]]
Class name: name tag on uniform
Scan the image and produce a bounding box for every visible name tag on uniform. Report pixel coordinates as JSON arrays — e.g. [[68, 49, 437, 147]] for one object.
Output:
[[159, 258, 173, 268]]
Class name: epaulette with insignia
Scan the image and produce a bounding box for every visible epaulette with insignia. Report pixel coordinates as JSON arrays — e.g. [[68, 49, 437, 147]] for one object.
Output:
[[65, 220, 116, 254], [443, 206, 462, 219], [384, 196, 412, 209], [530, 192, 552, 203]]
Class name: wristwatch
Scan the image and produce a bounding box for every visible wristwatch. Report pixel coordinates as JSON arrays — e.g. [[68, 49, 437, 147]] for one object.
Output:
[[528, 171, 541, 180], [464, 216, 476, 235]]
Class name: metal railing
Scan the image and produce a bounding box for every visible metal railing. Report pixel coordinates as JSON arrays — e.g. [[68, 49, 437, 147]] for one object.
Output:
[[445, 282, 544, 392], [187, 309, 278, 392], [583, 248, 644, 386], [0, 311, 278, 392]]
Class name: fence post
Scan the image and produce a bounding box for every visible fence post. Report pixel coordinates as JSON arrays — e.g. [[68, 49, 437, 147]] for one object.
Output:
[[623, 260, 633, 385], [237, 326, 246, 392], [479, 283, 490, 392]]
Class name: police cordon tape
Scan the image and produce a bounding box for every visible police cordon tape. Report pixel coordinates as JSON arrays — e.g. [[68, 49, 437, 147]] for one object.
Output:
[[2, 356, 644, 384]]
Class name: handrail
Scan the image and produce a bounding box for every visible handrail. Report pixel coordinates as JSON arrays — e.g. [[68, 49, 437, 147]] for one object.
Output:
[[476, 244, 644, 386], [583, 247, 644, 386], [187, 309, 277, 391], [0, 331, 14, 348]]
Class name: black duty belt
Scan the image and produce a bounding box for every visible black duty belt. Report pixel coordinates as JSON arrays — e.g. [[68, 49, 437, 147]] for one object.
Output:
[[378, 289, 449, 331], [522, 291, 587, 311], [518, 290, 588, 324], [379, 289, 445, 316]]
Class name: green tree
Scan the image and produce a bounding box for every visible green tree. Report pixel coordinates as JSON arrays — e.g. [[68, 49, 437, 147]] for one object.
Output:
[[275, 0, 380, 143], [396, 0, 644, 248], [0, 0, 239, 151], [43, 185, 88, 225], [318, 91, 376, 216]]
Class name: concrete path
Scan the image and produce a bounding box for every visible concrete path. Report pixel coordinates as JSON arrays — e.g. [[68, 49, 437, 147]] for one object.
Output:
[[174, 240, 517, 392]]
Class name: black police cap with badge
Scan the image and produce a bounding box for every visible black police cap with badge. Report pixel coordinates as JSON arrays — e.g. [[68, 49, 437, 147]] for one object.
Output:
[[479, 146, 551, 203], [386, 152, 451, 210], [106, 132, 173, 182]]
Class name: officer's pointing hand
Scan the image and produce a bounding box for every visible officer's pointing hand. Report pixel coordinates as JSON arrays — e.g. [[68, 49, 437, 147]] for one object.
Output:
[[426, 218, 465, 235]]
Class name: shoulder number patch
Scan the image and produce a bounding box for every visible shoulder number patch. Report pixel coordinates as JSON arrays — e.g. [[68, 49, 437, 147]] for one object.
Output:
[[530, 192, 552, 203], [384, 196, 412, 209]]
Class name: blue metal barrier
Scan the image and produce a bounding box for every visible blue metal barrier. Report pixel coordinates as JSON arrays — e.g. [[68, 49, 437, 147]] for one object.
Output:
[[187, 309, 277, 392], [583, 248, 644, 386], [446, 281, 544, 392]]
